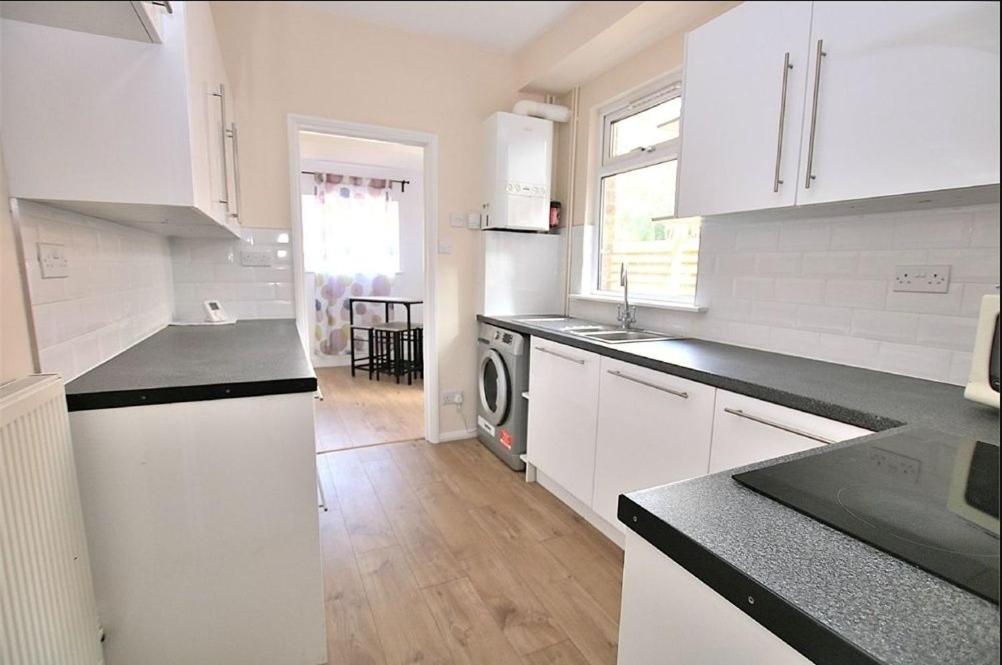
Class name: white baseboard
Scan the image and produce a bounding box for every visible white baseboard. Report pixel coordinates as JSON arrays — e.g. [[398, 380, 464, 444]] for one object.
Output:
[[436, 428, 477, 443], [534, 468, 625, 549]]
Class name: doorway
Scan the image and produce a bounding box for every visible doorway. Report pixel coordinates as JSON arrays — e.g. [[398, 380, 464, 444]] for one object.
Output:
[[287, 117, 439, 449]]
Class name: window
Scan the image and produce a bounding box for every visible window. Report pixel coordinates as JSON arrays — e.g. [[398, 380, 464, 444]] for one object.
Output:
[[301, 174, 401, 275], [595, 79, 700, 303]]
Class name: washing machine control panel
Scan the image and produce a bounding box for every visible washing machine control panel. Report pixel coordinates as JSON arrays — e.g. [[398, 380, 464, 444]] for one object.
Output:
[[480, 324, 526, 355]]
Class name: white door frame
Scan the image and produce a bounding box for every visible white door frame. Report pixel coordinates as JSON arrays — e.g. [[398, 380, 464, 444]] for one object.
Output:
[[287, 114, 441, 443]]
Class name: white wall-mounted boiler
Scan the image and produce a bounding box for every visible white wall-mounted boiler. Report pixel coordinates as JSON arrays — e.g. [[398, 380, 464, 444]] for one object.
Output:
[[482, 112, 553, 231]]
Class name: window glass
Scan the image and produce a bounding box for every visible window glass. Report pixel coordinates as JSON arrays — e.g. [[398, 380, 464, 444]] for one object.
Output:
[[609, 97, 681, 159], [598, 160, 700, 300]]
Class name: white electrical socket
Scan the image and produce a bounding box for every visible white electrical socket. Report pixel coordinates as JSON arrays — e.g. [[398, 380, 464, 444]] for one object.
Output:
[[893, 265, 950, 293], [37, 242, 69, 279], [442, 390, 464, 406], [240, 249, 273, 267]]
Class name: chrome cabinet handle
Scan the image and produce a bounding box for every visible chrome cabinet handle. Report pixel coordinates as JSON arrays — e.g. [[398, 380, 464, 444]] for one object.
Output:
[[227, 122, 241, 219], [534, 346, 585, 365], [723, 408, 835, 445], [608, 370, 688, 399], [773, 52, 793, 193], [211, 84, 230, 207], [804, 39, 827, 189]]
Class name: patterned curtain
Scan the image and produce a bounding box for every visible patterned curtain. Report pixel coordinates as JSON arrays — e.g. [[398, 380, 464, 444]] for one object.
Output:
[[313, 273, 394, 357], [305, 173, 400, 359]]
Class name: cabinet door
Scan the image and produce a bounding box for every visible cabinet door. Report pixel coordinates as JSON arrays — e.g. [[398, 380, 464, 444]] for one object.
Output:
[[709, 391, 872, 473], [676, 1, 812, 217], [619, 531, 814, 665], [797, 1, 1000, 205], [593, 358, 714, 531], [183, 0, 230, 226], [526, 338, 600, 504]]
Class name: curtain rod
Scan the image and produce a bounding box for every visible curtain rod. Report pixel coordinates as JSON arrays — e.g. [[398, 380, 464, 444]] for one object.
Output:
[[301, 170, 411, 193]]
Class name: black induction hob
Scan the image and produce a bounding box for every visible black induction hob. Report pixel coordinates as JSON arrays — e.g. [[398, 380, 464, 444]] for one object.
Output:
[[733, 427, 1000, 603]]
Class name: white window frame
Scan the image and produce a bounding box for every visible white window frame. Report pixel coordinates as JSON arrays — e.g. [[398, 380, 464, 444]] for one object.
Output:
[[599, 78, 683, 176], [593, 74, 692, 303]]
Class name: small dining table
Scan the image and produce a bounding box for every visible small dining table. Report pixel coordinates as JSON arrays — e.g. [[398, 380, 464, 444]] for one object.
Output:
[[346, 296, 423, 330]]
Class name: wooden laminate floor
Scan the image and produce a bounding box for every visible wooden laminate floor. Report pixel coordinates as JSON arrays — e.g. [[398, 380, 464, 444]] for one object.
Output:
[[315, 366, 424, 453], [316, 438, 624, 665]]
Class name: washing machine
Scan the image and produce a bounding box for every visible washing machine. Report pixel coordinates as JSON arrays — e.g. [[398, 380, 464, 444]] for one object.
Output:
[[476, 322, 529, 470]]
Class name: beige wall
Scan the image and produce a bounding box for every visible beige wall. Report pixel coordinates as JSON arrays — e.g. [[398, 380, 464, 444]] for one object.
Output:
[[210, 1, 529, 436], [1, 149, 35, 382]]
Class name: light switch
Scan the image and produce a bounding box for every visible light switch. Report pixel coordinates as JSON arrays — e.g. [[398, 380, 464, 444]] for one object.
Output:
[[449, 213, 465, 228], [467, 212, 481, 229], [37, 243, 69, 279], [437, 240, 453, 255]]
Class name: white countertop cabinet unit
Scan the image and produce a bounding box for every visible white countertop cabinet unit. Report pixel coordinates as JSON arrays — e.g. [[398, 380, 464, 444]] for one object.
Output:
[[526, 338, 602, 505], [592, 357, 715, 532], [618, 531, 813, 665], [69, 392, 326, 665], [524, 335, 874, 542], [677, 1, 1000, 218], [1, 1, 240, 238], [708, 390, 872, 474]]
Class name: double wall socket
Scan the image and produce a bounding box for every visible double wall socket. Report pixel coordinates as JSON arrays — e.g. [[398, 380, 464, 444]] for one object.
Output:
[[893, 265, 950, 293], [240, 249, 273, 267], [442, 390, 464, 406], [37, 242, 69, 278]]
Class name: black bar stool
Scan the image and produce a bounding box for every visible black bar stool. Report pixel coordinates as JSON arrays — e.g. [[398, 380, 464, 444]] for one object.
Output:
[[349, 324, 375, 379], [372, 322, 423, 384]]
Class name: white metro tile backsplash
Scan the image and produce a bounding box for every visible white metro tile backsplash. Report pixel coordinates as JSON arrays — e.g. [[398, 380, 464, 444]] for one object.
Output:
[[16, 201, 173, 381], [170, 228, 294, 322], [568, 203, 1001, 385]]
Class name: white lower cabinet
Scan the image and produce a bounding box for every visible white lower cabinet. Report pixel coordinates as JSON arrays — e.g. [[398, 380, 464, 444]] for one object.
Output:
[[69, 393, 326, 665], [618, 531, 812, 665], [592, 357, 714, 531], [709, 390, 872, 473], [525, 337, 874, 538], [526, 338, 601, 505]]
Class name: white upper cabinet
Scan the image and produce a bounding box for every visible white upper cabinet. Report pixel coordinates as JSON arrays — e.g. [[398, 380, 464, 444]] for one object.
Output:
[[0, 1, 168, 44], [1, 2, 239, 238], [677, 1, 1000, 218], [796, 1, 1000, 205], [526, 338, 601, 505], [592, 357, 714, 531], [676, 1, 813, 218]]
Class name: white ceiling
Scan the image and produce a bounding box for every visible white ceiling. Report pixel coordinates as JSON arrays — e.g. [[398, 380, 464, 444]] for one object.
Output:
[[295, 1, 582, 53]]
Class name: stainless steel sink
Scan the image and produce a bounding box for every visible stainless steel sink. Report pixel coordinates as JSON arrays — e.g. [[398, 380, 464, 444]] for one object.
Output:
[[516, 317, 679, 344], [560, 325, 609, 333], [576, 329, 679, 344]]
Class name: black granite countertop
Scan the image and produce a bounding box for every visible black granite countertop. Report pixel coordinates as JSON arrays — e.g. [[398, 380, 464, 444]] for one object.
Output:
[[478, 314, 999, 443], [478, 314, 1000, 664], [619, 431, 1000, 665], [65, 319, 316, 411]]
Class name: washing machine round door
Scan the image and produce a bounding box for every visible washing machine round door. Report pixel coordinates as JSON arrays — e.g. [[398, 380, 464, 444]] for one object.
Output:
[[479, 349, 510, 426]]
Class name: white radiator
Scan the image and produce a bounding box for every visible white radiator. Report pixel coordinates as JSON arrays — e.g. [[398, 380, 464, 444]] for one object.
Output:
[[0, 375, 103, 665]]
